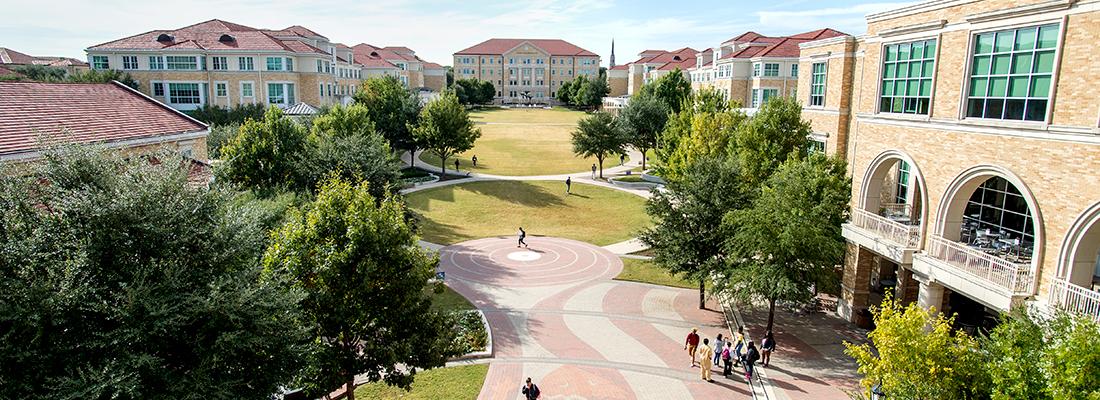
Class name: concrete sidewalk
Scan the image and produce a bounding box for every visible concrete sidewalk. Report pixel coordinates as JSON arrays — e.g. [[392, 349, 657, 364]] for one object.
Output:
[[731, 300, 869, 400]]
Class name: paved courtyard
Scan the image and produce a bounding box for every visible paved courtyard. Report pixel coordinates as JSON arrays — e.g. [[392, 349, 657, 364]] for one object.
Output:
[[441, 237, 748, 399]]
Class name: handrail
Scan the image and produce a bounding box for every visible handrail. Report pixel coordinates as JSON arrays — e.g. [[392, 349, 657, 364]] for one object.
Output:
[[850, 208, 921, 248], [927, 235, 1034, 294], [1048, 278, 1100, 322]]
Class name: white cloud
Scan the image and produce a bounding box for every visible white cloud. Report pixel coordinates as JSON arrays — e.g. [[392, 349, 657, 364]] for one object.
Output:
[[755, 2, 916, 34]]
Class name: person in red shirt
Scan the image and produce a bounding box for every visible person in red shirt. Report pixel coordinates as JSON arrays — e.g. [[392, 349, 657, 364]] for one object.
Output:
[[684, 327, 700, 367]]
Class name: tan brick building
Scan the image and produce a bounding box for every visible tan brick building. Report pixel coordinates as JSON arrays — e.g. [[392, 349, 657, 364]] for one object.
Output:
[[692, 29, 847, 110], [85, 19, 443, 111], [799, 0, 1100, 327], [607, 48, 703, 98], [453, 39, 600, 104]]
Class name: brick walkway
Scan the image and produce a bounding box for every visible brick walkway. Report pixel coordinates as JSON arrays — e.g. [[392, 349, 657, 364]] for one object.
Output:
[[441, 237, 747, 399]]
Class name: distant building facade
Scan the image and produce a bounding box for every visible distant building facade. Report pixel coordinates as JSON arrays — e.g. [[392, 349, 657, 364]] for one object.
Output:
[[453, 38, 600, 104]]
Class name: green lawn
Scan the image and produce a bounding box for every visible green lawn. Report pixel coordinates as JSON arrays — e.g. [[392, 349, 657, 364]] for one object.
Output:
[[419, 108, 627, 176], [615, 257, 696, 289], [407, 180, 650, 246], [429, 285, 475, 313], [353, 364, 488, 399]]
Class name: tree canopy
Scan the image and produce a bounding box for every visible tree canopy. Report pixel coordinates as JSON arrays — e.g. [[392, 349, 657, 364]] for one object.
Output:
[[353, 75, 422, 161], [263, 177, 458, 400], [307, 104, 401, 200], [0, 147, 308, 399], [571, 112, 626, 178], [735, 96, 812, 187], [639, 68, 692, 114], [453, 78, 495, 105], [656, 88, 745, 183], [617, 93, 669, 170], [411, 91, 481, 176], [218, 106, 310, 192]]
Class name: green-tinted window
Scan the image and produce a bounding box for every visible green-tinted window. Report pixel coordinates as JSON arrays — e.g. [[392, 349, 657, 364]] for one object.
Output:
[[809, 62, 826, 106], [879, 38, 936, 115], [966, 24, 1059, 122]]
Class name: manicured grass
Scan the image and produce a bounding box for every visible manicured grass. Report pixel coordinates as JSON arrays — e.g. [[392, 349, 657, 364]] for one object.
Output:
[[611, 175, 646, 183], [419, 108, 627, 176], [407, 180, 650, 246], [615, 257, 696, 289], [353, 364, 488, 400], [429, 285, 475, 313]]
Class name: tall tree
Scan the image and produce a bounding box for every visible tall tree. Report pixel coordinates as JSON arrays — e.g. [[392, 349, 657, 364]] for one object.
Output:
[[556, 80, 574, 104], [571, 112, 626, 179], [354, 75, 422, 165], [218, 106, 310, 192], [656, 88, 744, 183], [640, 156, 748, 308], [721, 153, 850, 331], [639, 68, 692, 113], [307, 104, 401, 200], [572, 75, 609, 109], [845, 296, 989, 400], [410, 91, 481, 176], [263, 177, 458, 400], [985, 310, 1100, 399], [618, 93, 669, 170], [0, 147, 308, 399], [734, 96, 812, 187]]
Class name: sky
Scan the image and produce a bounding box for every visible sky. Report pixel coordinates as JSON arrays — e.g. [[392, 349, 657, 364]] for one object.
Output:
[[0, 0, 914, 67]]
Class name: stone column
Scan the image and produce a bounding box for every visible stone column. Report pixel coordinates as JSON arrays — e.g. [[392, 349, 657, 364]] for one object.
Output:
[[839, 242, 874, 327], [895, 267, 920, 305], [917, 277, 946, 313]]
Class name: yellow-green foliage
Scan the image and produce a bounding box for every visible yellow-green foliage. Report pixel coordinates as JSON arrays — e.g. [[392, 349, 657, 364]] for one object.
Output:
[[845, 296, 987, 399]]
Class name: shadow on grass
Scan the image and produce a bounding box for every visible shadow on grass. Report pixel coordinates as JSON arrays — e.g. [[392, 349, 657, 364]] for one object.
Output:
[[417, 181, 567, 209]]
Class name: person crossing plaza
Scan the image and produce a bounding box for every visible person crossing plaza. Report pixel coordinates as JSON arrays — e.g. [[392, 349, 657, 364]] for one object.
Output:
[[684, 328, 700, 367], [712, 333, 726, 367], [590, 163, 597, 179], [472, 155, 478, 167], [697, 338, 714, 382], [521, 377, 541, 399], [517, 227, 528, 248], [565, 176, 572, 194], [454, 159, 460, 173]]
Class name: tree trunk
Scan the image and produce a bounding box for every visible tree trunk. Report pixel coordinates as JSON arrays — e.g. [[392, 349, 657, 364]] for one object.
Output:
[[766, 297, 776, 332], [699, 279, 706, 310], [408, 147, 417, 167], [345, 380, 356, 400], [640, 147, 648, 170], [439, 154, 447, 176], [597, 156, 604, 179]]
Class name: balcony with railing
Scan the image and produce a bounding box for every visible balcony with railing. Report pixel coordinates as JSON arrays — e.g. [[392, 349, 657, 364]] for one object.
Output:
[[910, 235, 1036, 311], [1048, 278, 1100, 322], [850, 208, 921, 248], [842, 205, 922, 264]]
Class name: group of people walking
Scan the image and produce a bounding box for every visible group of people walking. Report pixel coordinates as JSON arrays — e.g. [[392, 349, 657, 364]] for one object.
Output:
[[684, 327, 776, 383]]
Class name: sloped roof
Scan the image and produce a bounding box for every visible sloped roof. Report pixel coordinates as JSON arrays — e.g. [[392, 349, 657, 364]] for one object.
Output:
[[422, 62, 444, 70], [87, 19, 323, 53], [719, 28, 848, 59], [0, 81, 206, 156], [280, 102, 319, 116], [609, 64, 629, 70], [0, 47, 37, 64], [455, 38, 597, 56], [282, 25, 326, 39]]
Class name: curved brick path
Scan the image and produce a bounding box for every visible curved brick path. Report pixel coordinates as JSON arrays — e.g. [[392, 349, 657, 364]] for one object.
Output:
[[441, 237, 749, 399]]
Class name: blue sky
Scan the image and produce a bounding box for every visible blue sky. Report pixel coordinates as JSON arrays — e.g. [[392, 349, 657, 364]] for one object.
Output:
[[1, 0, 913, 67]]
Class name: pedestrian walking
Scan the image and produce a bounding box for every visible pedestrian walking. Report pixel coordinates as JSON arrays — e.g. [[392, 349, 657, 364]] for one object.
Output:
[[619, 153, 625, 166], [565, 176, 572, 194], [472, 155, 478, 167], [590, 163, 597, 179], [454, 159, 460, 173], [733, 326, 745, 366], [698, 338, 714, 382], [517, 227, 528, 248], [722, 342, 733, 377], [743, 341, 760, 381], [712, 333, 726, 366], [761, 330, 776, 367], [521, 377, 541, 399], [684, 327, 700, 367]]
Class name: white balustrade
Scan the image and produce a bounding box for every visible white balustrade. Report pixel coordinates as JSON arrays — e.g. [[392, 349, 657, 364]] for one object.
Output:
[[1048, 278, 1100, 322], [927, 235, 1034, 294], [850, 208, 921, 248]]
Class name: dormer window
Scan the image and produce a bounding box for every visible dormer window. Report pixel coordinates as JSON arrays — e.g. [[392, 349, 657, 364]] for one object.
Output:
[[156, 33, 174, 43], [219, 34, 235, 43]]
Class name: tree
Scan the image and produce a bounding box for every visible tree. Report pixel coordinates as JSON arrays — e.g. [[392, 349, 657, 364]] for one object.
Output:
[[656, 88, 744, 183], [0, 147, 308, 399], [618, 93, 669, 170], [6, 65, 141, 89], [985, 310, 1100, 399], [556, 80, 574, 104], [411, 91, 481, 176], [307, 104, 401, 200], [354, 76, 421, 165], [721, 153, 850, 331], [452, 79, 495, 105], [845, 296, 988, 400], [734, 96, 812, 187], [444, 66, 454, 88], [639, 68, 692, 113], [571, 112, 626, 179], [640, 156, 749, 309], [263, 177, 458, 400], [478, 80, 496, 104], [218, 106, 310, 192]]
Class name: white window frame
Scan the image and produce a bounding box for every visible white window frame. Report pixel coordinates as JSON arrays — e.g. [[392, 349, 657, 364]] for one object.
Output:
[[122, 55, 138, 70], [149, 56, 164, 70], [266, 57, 284, 71], [752, 63, 761, 77], [238, 57, 255, 71], [240, 81, 255, 103], [763, 63, 780, 77], [809, 61, 827, 107], [266, 81, 296, 105], [214, 81, 228, 97], [211, 56, 228, 71], [165, 81, 206, 109], [960, 21, 1062, 124], [91, 55, 109, 70], [166, 55, 199, 71]]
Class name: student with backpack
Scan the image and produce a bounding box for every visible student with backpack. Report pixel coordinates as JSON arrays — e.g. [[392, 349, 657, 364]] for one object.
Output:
[[522, 377, 540, 399], [743, 341, 760, 381]]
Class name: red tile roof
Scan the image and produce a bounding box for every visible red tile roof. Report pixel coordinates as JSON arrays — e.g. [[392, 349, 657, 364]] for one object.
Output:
[[423, 62, 444, 70], [455, 39, 597, 57], [0, 47, 37, 64], [0, 65, 19, 76], [282, 25, 326, 39], [719, 28, 848, 59], [609, 64, 629, 70], [87, 19, 323, 53], [0, 82, 206, 156]]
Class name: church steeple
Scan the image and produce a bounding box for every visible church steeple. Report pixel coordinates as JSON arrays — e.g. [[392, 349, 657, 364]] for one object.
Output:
[[610, 38, 616, 68]]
